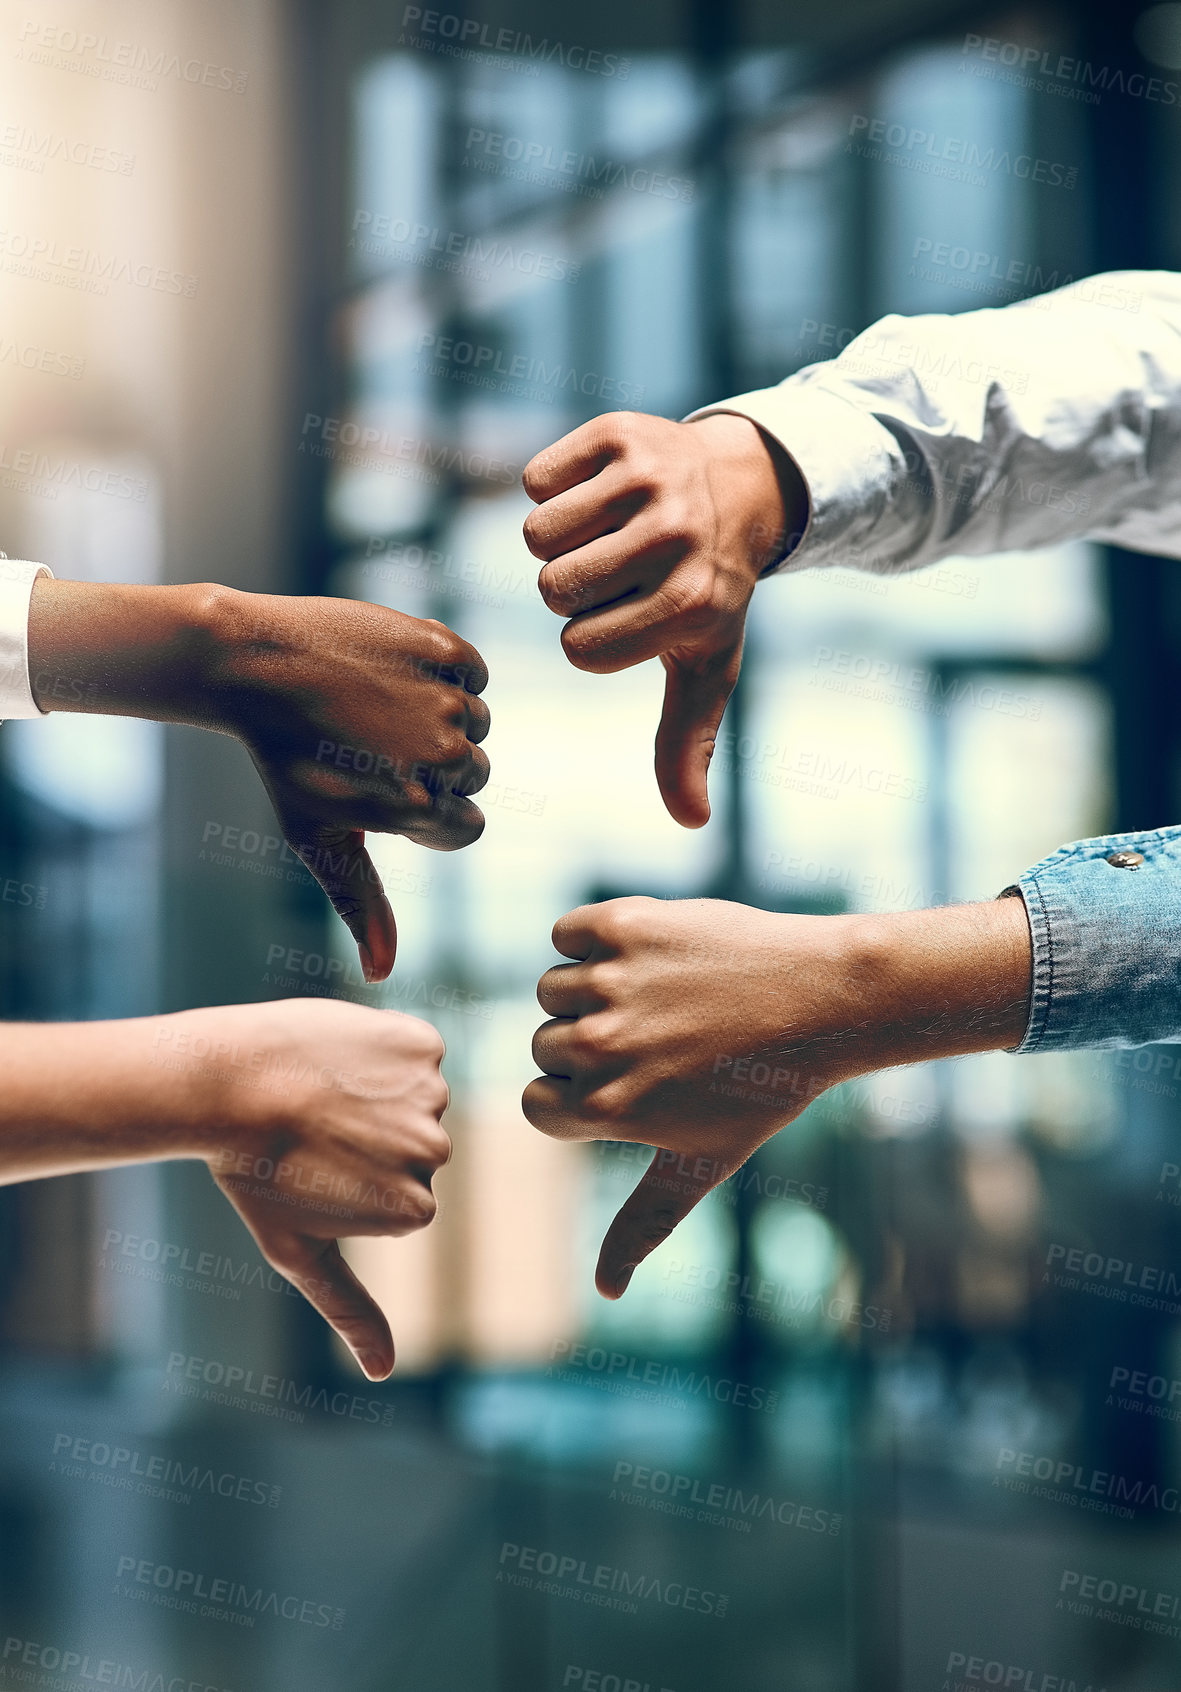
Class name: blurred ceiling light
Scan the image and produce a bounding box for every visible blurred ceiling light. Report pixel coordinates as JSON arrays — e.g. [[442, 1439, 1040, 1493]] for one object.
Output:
[[1135, 3, 1181, 68]]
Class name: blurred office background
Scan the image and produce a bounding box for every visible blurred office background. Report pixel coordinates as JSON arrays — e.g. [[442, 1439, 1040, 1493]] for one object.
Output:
[[1, 0, 1181, 1685]]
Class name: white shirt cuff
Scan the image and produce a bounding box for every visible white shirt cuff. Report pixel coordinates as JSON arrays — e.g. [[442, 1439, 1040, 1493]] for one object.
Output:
[[687, 384, 902, 574], [0, 560, 53, 720]]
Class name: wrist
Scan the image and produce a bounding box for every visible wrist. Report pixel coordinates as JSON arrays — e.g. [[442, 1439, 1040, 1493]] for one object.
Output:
[[143, 1005, 276, 1164], [689, 411, 808, 575], [832, 897, 1033, 1076], [179, 581, 253, 735], [192, 584, 300, 744], [0, 1014, 224, 1182], [27, 576, 241, 727]]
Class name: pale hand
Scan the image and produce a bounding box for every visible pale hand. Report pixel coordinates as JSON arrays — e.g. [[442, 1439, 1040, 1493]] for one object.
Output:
[[167, 998, 452, 1379], [522, 412, 805, 826]]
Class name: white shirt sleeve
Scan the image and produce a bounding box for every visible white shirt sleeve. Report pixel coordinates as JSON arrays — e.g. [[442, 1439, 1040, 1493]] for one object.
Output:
[[0, 559, 52, 719], [690, 271, 1181, 575]]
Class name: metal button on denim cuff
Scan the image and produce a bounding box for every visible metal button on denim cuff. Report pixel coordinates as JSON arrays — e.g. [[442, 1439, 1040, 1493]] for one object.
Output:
[[1106, 850, 1145, 869]]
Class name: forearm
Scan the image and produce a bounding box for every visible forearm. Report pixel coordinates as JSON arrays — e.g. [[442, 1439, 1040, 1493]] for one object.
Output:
[[835, 895, 1032, 1078], [26, 576, 238, 728], [0, 1014, 221, 1183]]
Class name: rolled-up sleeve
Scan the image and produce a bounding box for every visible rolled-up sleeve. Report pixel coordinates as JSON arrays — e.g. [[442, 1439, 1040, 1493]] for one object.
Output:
[[1011, 828, 1181, 1053]]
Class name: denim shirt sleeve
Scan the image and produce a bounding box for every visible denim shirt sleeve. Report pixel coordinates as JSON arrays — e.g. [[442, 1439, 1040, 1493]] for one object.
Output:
[[1012, 827, 1181, 1053]]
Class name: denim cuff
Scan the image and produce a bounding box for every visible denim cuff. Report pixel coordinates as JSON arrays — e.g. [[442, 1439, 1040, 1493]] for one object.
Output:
[[1011, 826, 1181, 1053]]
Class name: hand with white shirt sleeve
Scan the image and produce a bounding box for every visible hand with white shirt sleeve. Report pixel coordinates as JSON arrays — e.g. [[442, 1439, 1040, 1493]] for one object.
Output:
[[522, 412, 808, 827], [523, 271, 1181, 825]]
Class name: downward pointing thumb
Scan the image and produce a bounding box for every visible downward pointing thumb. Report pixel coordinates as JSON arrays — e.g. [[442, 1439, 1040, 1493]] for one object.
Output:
[[289, 827, 397, 983], [596, 1154, 725, 1298], [654, 638, 744, 829]]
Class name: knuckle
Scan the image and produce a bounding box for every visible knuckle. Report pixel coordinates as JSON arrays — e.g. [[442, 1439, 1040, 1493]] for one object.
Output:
[[563, 1022, 601, 1066], [610, 411, 651, 448], [585, 413, 631, 457], [577, 1088, 614, 1125], [530, 1027, 549, 1068], [442, 727, 471, 764], [458, 748, 491, 795], [423, 727, 461, 765], [559, 621, 611, 672], [421, 806, 484, 849], [538, 563, 576, 613], [425, 618, 466, 658], [442, 801, 485, 845], [521, 453, 554, 502], [583, 1009, 626, 1057], [423, 1122, 452, 1164], [400, 1184, 438, 1228], [522, 508, 553, 552], [620, 452, 662, 498], [535, 969, 566, 1012], [595, 895, 651, 947], [521, 1082, 567, 1137], [657, 497, 697, 547], [660, 566, 715, 625], [452, 769, 488, 804], [578, 1077, 632, 1124], [466, 705, 492, 745], [599, 1076, 637, 1114], [406, 1019, 446, 1063]]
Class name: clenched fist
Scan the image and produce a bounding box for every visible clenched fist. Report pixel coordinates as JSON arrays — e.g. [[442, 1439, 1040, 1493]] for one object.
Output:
[[522, 411, 805, 826], [0, 997, 454, 1378], [523, 895, 1031, 1297], [198, 998, 451, 1378], [207, 594, 490, 981], [28, 579, 492, 981]]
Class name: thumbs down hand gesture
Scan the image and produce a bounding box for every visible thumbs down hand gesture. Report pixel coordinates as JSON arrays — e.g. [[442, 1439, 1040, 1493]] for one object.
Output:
[[521, 412, 805, 828], [523, 894, 1032, 1296]]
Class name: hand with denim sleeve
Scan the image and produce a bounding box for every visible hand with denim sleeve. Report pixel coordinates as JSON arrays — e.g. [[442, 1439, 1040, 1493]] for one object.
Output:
[[524, 894, 1032, 1296]]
